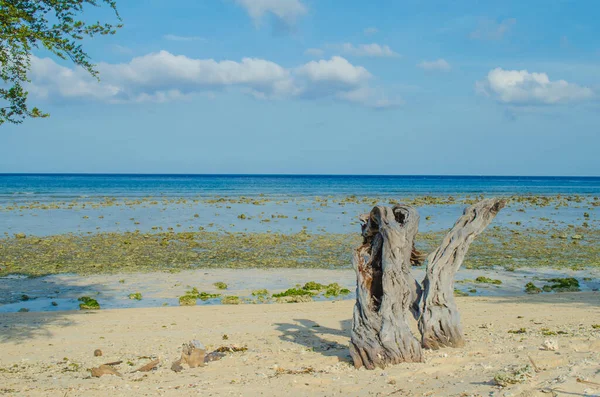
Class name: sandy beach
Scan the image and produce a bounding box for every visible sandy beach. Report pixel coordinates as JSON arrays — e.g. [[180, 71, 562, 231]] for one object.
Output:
[[1, 292, 599, 396]]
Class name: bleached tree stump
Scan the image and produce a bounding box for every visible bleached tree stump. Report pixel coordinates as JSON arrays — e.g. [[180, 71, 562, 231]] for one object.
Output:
[[349, 205, 424, 369], [418, 198, 506, 349]]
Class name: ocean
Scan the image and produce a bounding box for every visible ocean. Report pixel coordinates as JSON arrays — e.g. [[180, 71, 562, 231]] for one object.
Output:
[[1, 174, 600, 201], [0, 174, 598, 236]]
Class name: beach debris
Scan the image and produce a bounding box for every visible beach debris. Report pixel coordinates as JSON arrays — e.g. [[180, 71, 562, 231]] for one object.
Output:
[[541, 339, 559, 351], [178, 340, 206, 369], [133, 359, 159, 373], [103, 360, 123, 366], [90, 364, 122, 378], [171, 341, 248, 372], [93, 349, 103, 357], [78, 296, 100, 310], [527, 355, 541, 372], [273, 366, 316, 376], [222, 334, 229, 340], [508, 328, 527, 334], [493, 364, 535, 386], [577, 378, 600, 387], [171, 359, 184, 373], [214, 345, 248, 353]]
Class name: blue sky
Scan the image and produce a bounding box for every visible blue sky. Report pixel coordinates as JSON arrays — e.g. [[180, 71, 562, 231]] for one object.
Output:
[[2, 0, 599, 175]]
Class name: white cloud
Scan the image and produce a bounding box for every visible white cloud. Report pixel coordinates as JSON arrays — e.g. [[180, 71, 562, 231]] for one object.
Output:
[[163, 34, 207, 42], [28, 52, 397, 109], [296, 56, 371, 86], [470, 18, 516, 41], [340, 43, 399, 58], [304, 48, 324, 57], [476, 67, 594, 105], [417, 59, 451, 71], [364, 27, 378, 36], [234, 0, 307, 27]]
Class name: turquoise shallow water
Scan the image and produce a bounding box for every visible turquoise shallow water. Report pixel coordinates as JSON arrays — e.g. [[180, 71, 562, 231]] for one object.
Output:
[[1, 174, 599, 236]]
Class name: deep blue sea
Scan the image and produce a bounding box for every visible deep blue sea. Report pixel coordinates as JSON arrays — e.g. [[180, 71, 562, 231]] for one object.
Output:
[[1, 174, 600, 201]]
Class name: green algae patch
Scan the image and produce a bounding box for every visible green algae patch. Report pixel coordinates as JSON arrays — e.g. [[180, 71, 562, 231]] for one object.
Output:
[[178, 295, 197, 306], [545, 277, 580, 292], [323, 283, 351, 297], [302, 281, 327, 291], [199, 292, 221, 301], [475, 276, 502, 285], [524, 282, 542, 294], [0, 230, 360, 277], [78, 296, 100, 310], [273, 288, 315, 298], [275, 295, 313, 303], [454, 289, 469, 297], [128, 292, 143, 300], [251, 289, 269, 296], [221, 296, 241, 305], [213, 282, 228, 290], [1, 225, 599, 277]]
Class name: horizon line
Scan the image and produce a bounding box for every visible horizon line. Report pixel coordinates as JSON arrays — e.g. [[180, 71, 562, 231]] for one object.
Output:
[[0, 173, 599, 178]]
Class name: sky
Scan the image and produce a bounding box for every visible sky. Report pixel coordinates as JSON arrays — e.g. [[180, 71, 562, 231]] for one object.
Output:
[[1, 0, 599, 176]]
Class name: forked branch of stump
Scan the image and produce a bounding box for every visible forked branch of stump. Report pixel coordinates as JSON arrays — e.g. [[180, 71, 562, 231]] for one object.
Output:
[[418, 198, 506, 349], [350, 198, 505, 369]]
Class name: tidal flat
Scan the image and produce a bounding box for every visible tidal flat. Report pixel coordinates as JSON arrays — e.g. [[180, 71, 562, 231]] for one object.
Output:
[[0, 194, 598, 311]]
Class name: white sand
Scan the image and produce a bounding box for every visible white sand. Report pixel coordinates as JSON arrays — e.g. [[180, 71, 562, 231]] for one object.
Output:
[[1, 292, 599, 396]]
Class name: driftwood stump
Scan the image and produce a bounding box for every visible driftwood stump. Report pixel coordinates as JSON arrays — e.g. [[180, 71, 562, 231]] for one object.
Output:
[[350, 205, 424, 369], [419, 198, 506, 349], [350, 198, 505, 369]]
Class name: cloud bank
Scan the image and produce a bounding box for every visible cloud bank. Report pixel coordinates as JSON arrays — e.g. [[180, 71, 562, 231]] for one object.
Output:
[[28, 52, 399, 108]]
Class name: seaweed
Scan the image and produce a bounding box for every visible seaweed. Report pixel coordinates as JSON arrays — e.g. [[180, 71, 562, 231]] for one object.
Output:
[[78, 296, 100, 310], [221, 296, 241, 305], [524, 282, 542, 294], [213, 282, 228, 290], [128, 292, 143, 300], [545, 277, 580, 292], [475, 276, 502, 285]]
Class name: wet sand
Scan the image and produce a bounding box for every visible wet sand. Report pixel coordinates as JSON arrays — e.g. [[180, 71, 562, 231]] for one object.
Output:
[[0, 293, 599, 396], [2, 267, 600, 312]]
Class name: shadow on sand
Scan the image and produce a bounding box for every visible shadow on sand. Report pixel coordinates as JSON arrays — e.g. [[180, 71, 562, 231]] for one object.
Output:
[[274, 318, 353, 362], [0, 276, 108, 344]]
